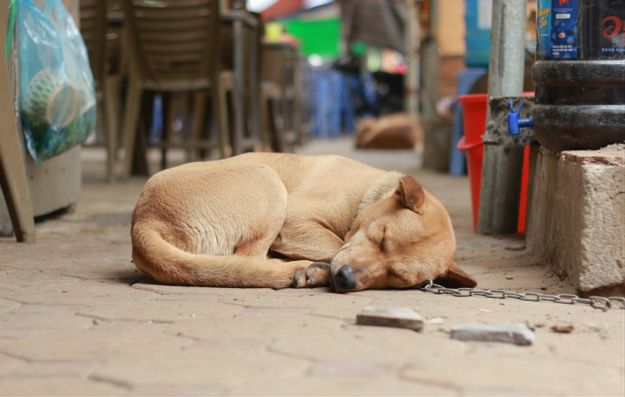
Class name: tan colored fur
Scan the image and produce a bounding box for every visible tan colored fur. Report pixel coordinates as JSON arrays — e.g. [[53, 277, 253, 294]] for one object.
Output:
[[355, 114, 422, 149], [131, 153, 476, 291], [357, 171, 403, 214]]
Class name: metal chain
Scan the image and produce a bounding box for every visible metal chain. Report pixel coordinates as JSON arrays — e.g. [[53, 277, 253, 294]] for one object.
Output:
[[418, 280, 625, 312]]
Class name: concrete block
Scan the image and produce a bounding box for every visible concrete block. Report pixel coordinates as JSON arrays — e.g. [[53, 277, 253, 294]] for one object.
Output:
[[356, 307, 424, 331], [527, 144, 625, 293], [450, 323, 534, 345], [0, 146, 81, 235]]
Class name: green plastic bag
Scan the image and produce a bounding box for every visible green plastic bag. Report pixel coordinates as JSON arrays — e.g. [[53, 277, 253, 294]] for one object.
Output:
[[15, 0, 95, 162]]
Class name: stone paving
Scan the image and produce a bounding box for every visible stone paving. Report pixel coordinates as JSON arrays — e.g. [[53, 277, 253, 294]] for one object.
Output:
[[0, 139, 623, 396]]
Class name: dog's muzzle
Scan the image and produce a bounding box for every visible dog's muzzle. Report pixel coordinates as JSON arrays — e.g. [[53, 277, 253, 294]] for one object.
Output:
[[331, 265, 357, 292]]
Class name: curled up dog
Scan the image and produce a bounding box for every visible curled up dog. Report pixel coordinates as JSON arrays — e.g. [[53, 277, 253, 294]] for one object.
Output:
[[131, 153, 477, 292]]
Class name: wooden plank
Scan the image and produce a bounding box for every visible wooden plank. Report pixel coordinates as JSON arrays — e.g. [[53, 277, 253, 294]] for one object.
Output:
[[0, 0, 36, 242]]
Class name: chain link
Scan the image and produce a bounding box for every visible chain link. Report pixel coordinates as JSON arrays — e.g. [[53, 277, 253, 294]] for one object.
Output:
[[418, 280, 625, 312]]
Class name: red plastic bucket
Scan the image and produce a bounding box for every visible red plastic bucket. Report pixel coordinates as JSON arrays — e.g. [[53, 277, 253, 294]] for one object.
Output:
[[457, 94, 530, 234]]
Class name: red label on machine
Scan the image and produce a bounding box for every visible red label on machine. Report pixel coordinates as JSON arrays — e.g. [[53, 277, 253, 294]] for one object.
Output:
[[602, 16, 625, 40]]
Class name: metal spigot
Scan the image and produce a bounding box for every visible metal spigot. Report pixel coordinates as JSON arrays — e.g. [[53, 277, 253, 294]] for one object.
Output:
[[508, 100, 533, 136]]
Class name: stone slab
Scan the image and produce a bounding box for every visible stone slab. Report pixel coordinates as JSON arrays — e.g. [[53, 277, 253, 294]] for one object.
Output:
[[450, 323, 535, 345], [527, 144, 625, 293], [0, 146, 82, 235], [356, 307, 424, 331]]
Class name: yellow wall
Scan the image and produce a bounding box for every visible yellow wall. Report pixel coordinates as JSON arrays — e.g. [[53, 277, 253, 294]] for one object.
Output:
[[436, 0, 466, 56]]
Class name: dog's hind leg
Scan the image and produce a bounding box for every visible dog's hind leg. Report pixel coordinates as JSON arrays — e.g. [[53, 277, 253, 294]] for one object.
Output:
[[133, 227, 316, 288], [133, 163, 322, 288], [229, 211, 328, 288]]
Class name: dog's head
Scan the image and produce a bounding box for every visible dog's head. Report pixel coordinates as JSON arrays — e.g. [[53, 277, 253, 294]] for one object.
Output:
[[329, 175, 476, 292]]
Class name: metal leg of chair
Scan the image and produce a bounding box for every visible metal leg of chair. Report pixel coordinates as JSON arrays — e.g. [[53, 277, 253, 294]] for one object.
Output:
[[160, 93, 175, 170], [293, 62, 303, 146], [132, 120, 150, 176], [104, 75, 121, 183], [122, 81, 143, 179], [189, 92, 207, 161], [259, 87, 271, 151], [218, 72, 234, 158], [272, 98, 287, 153]]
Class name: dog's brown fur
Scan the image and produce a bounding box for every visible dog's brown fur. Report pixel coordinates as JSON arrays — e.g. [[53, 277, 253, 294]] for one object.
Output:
[[355, 114, 422, 149], [131, 153, 476, 291]]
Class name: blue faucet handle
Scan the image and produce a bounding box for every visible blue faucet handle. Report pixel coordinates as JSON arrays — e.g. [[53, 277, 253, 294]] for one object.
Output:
[[507, 99, 533, 136]]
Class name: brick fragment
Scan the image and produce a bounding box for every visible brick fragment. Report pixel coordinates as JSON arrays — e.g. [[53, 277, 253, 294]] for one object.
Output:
[[356, 307, 424, 331]]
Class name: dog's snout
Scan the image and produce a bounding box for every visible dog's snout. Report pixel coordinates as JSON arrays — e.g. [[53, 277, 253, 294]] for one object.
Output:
[[334, 265, 357, 291]]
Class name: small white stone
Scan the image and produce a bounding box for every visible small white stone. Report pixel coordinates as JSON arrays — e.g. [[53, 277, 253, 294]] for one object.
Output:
[[450, 323, 534, 345]]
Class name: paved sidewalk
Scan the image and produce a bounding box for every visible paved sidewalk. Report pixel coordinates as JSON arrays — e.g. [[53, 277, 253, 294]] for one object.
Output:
[[0, 139, 623, 396]]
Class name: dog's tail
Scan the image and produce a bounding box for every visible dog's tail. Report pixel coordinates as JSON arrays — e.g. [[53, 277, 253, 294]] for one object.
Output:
[[131, 224, 296, 288]]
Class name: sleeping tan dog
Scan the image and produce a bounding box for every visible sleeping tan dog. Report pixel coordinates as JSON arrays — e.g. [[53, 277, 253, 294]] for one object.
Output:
[[131, 153, 477, 292]]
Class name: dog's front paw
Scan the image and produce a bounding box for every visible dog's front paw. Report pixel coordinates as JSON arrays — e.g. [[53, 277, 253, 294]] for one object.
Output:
[[306, 262, 331, 287], [293, 262, 330, 288]]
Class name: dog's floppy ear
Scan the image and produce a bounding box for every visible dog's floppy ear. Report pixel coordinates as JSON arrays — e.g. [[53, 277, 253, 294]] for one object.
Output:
[[395, 175, 425, 212], [434, 260, 478, 288]]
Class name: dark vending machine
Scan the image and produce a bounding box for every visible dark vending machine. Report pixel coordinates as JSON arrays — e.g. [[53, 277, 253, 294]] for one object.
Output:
[[533, 0, 625, 151]]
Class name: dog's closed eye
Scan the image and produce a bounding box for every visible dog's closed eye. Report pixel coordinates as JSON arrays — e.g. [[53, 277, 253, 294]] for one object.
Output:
[[379, 227, 387, 252]]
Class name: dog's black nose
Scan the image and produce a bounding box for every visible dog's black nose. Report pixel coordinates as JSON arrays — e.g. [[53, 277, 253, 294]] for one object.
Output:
[[334, 265, 357, 291]]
